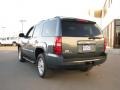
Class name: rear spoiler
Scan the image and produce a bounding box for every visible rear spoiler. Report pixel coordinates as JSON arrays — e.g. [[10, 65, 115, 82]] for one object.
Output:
[[61, 18, 96, 24]]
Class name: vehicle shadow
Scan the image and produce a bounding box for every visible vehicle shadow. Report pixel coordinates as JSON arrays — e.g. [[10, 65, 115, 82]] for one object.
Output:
[[22, 60, 100, 81]]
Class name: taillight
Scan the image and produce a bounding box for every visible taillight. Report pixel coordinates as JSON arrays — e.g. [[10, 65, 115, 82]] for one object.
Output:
[[53, 37, 62, 55], [104, 37, 107, 52]]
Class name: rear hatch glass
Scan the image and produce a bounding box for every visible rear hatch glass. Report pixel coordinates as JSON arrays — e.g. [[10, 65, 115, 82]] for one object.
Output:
[[61, 19, 101, 37]]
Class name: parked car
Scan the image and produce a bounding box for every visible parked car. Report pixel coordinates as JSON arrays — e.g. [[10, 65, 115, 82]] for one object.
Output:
[[0, 37, 18, 46], [0, 38, 7, 46], [0, 38, 2, 46], [18, 17, 107, 78]]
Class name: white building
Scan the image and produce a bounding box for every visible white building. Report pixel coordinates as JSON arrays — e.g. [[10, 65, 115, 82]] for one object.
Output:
[[89, 0, 120, 48]]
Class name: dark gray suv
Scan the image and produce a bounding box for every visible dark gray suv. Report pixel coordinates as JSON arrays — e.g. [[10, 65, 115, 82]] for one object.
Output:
[[18, 17, 107, 78]]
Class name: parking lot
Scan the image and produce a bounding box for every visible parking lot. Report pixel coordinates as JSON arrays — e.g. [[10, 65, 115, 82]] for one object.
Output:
[[0, 46, 120, 90]]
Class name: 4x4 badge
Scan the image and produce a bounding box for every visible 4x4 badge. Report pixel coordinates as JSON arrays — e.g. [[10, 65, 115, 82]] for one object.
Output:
[[64, 50, 72, 53]]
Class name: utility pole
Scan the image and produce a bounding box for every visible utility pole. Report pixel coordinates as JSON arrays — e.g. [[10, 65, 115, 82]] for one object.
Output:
[[1, 27, 6, 38], [20, 20, 26, 33]]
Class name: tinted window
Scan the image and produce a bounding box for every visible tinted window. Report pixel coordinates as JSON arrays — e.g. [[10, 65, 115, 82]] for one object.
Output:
[[42, 20, 57, 36], [92, 25, 101, 36], [33, 26, 40, 37], [33, 22, 45, 38], [62, 20, 101, 37]]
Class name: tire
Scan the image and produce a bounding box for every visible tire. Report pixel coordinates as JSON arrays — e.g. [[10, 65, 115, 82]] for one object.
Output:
[[80, 65, 93, 72], [18, 47, 25, 62], [37, 54, 48, 78], [13, 42, 17, 46]]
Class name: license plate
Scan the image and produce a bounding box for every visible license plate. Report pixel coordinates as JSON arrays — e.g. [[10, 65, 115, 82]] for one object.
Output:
[[83, 45, 91, 51]]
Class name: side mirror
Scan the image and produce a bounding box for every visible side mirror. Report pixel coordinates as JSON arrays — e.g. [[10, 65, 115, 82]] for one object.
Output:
[[19, 33, 25, 37]]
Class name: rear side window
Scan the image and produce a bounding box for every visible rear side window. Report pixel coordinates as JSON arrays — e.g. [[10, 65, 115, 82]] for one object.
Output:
[[61, 20, 101, 37], [42, 20, 57, 36], [33, 22, 44, 38]]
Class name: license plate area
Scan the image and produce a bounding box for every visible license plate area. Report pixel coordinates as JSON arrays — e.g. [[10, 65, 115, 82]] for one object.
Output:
[[78, 44, 96, 53], [83, 45, 91, 51]]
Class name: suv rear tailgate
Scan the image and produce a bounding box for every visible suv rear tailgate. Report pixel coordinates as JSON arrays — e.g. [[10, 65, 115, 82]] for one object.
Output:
[[61, 18, 105, 62], [62, 37, 104, 58]]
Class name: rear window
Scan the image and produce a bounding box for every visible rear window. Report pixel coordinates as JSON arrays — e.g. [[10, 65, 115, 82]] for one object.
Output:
[[61, 20, 101, 37]]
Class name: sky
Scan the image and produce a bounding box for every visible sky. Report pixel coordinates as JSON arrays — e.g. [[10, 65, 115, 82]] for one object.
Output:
[[0, 0, 105, 37]]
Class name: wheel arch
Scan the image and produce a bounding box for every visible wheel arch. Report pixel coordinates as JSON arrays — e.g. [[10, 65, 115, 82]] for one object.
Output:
[[35, 47, 45, 60]]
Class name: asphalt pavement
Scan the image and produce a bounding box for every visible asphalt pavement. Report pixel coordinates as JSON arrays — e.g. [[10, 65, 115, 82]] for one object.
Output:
[[0, 47, 120, 90]]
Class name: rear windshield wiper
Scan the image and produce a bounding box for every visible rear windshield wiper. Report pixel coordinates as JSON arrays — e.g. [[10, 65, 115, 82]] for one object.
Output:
[[88, 36, 101, 39]]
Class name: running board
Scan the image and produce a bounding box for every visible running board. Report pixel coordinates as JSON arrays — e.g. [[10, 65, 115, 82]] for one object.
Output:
[[23, 56, 35, 64]]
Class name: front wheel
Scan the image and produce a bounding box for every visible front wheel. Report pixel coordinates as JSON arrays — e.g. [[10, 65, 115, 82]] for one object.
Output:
[[13, 42, 17, 46], [37, 54, 48, 78]]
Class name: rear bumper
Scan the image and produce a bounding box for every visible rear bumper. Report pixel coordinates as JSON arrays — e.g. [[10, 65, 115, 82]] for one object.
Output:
[[62, 57, 106, 65], [45, 53, 107, 68]]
